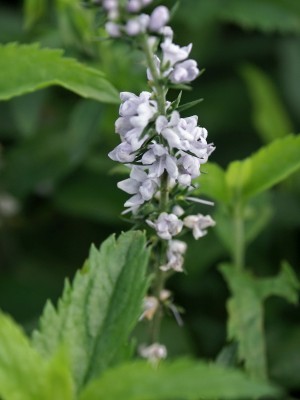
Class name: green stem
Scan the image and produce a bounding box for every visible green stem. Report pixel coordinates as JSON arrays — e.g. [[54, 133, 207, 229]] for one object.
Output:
[[141, 35, 170, 343], [233, 203, 245, 270], [141, 35, 166, 116]]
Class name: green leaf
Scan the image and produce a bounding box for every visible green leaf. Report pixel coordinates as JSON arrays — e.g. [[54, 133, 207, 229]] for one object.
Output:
[[10, 91, 47, 138], [0, 43, 119, 103], [54, 169, 126, 223], [32, 231, 149, 391], [241, 64, 293, 143], [2, 99, 102, 198], [220, 0, 300, 34], [226, 135, 300, 201], [79, 359, 280, 400], [220, 262, 299, 380], [176, 98, 203, 113], [215, 194, 273, 253], [0, 311, 73, 400], [179, 0, 300, 33], [24, 0, 47, 30], [194, 162, 230, 204]]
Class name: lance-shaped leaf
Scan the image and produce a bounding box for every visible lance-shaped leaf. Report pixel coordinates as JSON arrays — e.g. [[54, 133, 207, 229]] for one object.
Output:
[[226, 135, 300, 202], [241, 64, 293, 144], [220, 262, 299, 380], [79, 359, 280, 400], [32, 231, 149, 391], [0, 312, 74, 400], [0, 43, 119, 103]]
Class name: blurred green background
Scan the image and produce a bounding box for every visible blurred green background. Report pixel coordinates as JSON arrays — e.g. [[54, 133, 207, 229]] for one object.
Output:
[[0, 0, 300, 396]]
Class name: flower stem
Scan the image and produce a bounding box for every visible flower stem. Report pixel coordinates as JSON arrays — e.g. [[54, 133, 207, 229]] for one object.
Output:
[[233, 203, 245, 270], [141, 34, 170, 344], [141, 35, 166, 116]]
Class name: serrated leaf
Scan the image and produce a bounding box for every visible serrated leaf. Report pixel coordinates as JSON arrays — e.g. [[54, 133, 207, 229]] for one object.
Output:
[[32, 231, 149, 391], [79, 359, 280, 400], [226, 135, 300, 201], [0, 43, 119, 103], [241, 64, 293, 143], [220, 262, 299, 380], [194, 162, 230, 204], [0, 311, 73, 400]]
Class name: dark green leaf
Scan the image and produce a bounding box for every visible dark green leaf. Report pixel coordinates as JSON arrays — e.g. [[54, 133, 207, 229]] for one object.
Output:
[[2, 100, 101, 198], [0, 43, 119, 103], [221, 0, 300, 34]]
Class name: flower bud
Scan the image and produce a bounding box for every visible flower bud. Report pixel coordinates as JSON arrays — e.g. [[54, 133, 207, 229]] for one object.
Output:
[[149, 6, 170, 32]]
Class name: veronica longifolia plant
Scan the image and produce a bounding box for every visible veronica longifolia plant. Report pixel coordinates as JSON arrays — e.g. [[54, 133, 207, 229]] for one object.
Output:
[[99, 0, 216, 361]]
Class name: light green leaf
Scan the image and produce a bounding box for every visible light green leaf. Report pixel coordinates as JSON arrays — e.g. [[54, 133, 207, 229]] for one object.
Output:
[[257, 261, 300, 303], [215, 194, 273, 253], [226, 135, 300, 201], [241, 64, 293, 143], [220, 263, 299, 380], [0, 43, 119, 103], [194, 162, 230, 204], [79, 359, 280, 400], [0, 311, 73, 400], [32, 231, 149, 391]]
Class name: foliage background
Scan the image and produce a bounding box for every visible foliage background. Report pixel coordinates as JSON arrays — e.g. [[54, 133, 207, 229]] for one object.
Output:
[[0, 0, 300, 396]]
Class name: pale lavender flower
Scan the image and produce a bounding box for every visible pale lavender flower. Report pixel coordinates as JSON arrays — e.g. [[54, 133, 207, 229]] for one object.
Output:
[[139, 296, 159, 321], [116, 91, 157, 151], [177, 154, 201, 186], [108, 142, 135, 163], [142, 143, 178, 179], [169, 59, 199, 83], [147, 212, 183, 240], [125, 14, 150, 36], [161, 38, 192, 67], [105, 21, 121, 37], [149, 6, 170, 32], [118, 166, 158, 208], [103, 0, 119, 19], [139, 343, 167, 363], [184, 214, 216, 239], [160, 26, 174, 39], [160, 240, 187, 272], [172, 205, 184, 217], [156, 112, 182, 149], [126, 0, 142, 12]]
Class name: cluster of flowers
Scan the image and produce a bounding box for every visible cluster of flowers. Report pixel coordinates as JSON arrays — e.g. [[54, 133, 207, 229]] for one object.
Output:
[[100, 0, 216, 362]]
